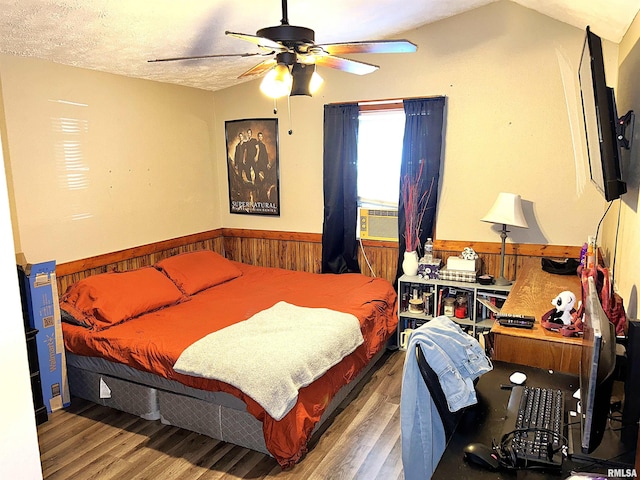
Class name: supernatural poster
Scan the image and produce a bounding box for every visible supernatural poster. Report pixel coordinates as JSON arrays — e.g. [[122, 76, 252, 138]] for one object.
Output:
[[225, 118, 280, 216]]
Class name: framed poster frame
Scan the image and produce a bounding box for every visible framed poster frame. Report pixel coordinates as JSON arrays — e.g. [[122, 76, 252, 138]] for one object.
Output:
[[225, 118, 280, 216]]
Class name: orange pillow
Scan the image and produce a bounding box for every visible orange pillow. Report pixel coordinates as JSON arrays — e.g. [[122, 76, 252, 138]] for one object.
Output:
[[60, 267, 184, 330], [155, 250, 242, 295]]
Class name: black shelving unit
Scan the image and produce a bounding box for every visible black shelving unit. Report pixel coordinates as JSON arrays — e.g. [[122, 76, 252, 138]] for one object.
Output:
[[25, 327, 48, 425]]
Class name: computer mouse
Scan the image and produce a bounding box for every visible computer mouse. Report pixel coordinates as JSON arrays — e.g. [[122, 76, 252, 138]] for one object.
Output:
[[463, 442, 500, 471], [509, 371, 527, 385]]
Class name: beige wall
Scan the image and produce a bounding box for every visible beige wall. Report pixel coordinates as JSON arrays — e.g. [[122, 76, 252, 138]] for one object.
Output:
[[213, 1, 611, 246], [0, 55, 219, 264], [607, 15, 640, 320], [0, 1, 638, 473], [0, 0, 630, 271]]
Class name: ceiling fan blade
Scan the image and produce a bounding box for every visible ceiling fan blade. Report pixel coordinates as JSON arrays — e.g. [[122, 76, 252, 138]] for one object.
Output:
[[226, 31, 286, 52], [148, 52, 271, 63], [316, 39, 417, 55], [238, 58, 277, 78], [315, 55, 378, 75]]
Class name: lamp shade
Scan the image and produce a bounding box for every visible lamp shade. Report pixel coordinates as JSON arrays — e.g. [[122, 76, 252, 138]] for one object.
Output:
[[481, 193, 528, 228]]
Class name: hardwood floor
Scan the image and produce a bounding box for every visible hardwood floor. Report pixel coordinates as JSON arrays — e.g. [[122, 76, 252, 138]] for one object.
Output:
[[37, 350, 406, 480]]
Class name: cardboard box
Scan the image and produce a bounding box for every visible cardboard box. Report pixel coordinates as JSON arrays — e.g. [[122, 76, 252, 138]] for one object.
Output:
[[17, 257, 70, 413], [446, 256, 481, 272], [418, 259, 441, 279]]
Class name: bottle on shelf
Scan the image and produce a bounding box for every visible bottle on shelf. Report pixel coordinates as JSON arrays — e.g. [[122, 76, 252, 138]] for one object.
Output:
[[586, 235, 595, 270], [423, 237, 434, 262], [455, 293, 468, 319]]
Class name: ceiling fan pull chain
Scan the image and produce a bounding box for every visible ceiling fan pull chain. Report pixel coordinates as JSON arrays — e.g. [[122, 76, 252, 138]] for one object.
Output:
[[287, 96, 293, 135], [273, 97, 278, 115]]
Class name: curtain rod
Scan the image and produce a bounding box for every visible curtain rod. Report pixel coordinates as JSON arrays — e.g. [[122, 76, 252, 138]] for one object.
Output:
[[327, 94, 444, 107]]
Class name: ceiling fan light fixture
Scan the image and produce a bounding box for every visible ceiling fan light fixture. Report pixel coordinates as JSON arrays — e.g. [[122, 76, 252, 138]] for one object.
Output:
[[290, 63, 323, 97], [260, 63, 292, 98], [150, 0, 418, 95], [309, 69, 323, 94], [151, 0, 418, 99]]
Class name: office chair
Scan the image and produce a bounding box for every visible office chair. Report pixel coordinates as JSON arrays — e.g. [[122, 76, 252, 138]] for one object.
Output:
[[415, 344, 465, 441]]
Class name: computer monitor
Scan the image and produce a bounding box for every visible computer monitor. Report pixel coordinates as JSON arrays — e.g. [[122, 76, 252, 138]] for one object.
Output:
[[579, 275, 616, 453]]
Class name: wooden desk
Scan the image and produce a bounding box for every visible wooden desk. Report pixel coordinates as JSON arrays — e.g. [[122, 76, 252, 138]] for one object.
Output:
[[433, 361, 634, 478], [433, 361, 579, 478], [491, 258, 582, 374]]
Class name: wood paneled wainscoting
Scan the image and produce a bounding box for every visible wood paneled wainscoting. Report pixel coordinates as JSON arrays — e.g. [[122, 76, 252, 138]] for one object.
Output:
[[55, 231, 226, 294], [55, 228, 582, 294]]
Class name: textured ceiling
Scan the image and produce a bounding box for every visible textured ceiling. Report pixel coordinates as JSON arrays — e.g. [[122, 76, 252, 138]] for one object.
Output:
[[1, 0, 639, 92]]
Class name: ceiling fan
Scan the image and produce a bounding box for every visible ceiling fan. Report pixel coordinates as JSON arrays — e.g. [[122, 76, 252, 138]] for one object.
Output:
[[149, 0, 417, 96]]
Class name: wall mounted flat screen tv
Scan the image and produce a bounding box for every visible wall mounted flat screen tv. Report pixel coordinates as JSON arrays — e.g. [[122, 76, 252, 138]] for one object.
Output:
[[578, 26, 630, 202]]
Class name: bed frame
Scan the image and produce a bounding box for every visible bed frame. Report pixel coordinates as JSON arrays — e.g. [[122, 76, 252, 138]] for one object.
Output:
[[56, 239, 393, 461], [66, 348, 387, 456]]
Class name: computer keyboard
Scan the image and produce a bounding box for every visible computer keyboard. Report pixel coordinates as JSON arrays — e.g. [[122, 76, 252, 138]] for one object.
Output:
[[499, 385, 565, 469]]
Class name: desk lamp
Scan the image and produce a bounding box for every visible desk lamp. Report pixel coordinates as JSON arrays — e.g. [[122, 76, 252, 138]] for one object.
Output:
[[481, 193, 528, 286]]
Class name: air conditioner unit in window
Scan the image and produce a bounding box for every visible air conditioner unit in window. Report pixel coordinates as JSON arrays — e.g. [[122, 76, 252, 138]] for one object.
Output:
[[358, 208, 398, 242]]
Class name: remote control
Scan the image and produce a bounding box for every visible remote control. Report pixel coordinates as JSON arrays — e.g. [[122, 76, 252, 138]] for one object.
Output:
[[497, 318, 535, 328], [496, 314, 535, 329], [496, 313, 536, 321]]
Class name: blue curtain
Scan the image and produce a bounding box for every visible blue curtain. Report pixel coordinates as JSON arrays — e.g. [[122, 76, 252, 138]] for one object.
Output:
[[321, 104, 361, 274], [396, 97, 446, 283]]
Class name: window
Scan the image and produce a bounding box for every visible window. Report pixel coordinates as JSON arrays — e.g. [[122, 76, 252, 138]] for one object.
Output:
[[357, 105, 405, 209]]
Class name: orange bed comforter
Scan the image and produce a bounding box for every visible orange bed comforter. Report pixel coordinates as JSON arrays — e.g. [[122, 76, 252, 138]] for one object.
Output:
[[62, 262, 397, 467]]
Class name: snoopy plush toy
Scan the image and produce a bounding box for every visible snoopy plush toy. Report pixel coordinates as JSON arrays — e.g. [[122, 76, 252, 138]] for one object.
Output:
[[542, 290, 580, 336], [551, 291, 577, 325]]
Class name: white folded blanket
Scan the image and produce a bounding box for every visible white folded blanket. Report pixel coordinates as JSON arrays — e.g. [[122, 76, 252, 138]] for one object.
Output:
[[173, 301, 364, 421]]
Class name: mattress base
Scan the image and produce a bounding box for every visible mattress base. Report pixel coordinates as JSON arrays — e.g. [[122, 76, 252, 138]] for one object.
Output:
[[67, 367, 160, 421], [67, 348, 387, 458], [159, 391, 269, 454]]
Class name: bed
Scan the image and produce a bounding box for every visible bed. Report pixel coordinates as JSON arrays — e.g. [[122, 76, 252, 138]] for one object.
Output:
[[60, 250, 397, 468]]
